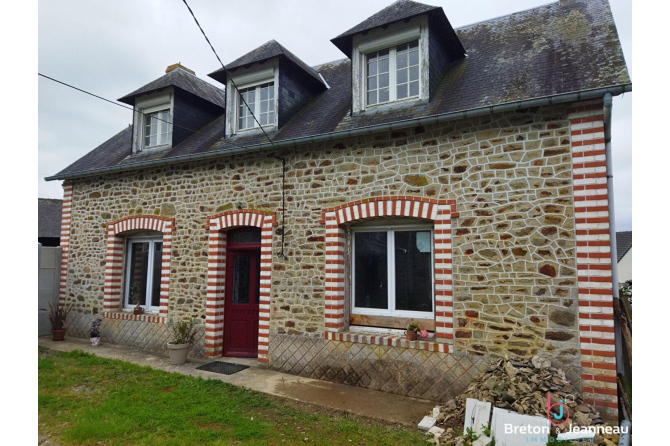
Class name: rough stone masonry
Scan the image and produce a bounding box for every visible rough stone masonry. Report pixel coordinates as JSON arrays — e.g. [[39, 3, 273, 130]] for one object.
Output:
[[61, 102, 616, 418]]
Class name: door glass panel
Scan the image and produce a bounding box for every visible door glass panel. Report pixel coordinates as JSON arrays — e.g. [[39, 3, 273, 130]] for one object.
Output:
[[128, 242, 150, 306], [232, 255, 251, 304], [231, 230, 261, 245], [151, 242, 163, 307], [354, 232, 388, 309], [394, 231, 432, 312]]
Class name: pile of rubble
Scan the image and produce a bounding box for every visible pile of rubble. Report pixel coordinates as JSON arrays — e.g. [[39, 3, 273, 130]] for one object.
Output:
[[421, 356, 618, 445]]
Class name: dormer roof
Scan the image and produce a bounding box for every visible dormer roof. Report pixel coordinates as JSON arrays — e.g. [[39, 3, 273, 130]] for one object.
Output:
[[331, 0, 465, 58], [118, 66, 225, 109], [208, 40, 327, 90]]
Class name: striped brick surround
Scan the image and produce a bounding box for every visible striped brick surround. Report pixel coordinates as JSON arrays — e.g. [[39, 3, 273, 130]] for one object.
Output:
[[205, 210, 276, 362], [102, 215, 175, 321], [58, 181, 73, 306], [568, 99, 617, 417], [321, 196, 457, 343]]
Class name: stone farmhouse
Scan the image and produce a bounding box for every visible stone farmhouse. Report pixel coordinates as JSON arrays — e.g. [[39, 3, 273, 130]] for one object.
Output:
[[47, 0, 630, 419]]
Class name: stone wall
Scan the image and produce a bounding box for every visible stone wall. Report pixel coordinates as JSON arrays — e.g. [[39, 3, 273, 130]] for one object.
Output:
[[63, 104, 585, 394]]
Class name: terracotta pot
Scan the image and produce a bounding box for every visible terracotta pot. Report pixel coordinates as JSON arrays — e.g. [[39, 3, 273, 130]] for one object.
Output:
[[406, 330, 418, 341], [52, 329, 66, 341], [133, 307, 144, 315], [167, 342, 190, 365]]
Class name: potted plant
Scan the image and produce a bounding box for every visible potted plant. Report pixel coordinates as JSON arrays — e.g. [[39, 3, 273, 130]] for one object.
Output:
[[90, 317, 102, 346], [167, 318, 196, 365], [46, 302, 69, 341], [406, 321, 420, 341], [129, 282, 143, 315]]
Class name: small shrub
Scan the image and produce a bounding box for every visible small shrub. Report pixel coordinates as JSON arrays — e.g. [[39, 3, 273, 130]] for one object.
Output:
[[90, 318, 102, 337], [170, 319, 196, 345]]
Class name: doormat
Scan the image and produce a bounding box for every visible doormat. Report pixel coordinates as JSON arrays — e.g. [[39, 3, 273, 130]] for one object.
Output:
[[196, 361, 249, 375]]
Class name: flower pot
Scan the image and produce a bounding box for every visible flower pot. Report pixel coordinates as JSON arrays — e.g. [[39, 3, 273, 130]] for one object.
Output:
[[133, 307, 144, 315], [90, 337, 100, 346], [52, 329, 66, 341], [167, 342, 190, 365], [406, 330, 418, 341]]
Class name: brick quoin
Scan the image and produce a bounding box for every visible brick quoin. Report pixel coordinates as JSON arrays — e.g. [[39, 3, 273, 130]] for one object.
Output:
[[205, 210, 276, 362], [321, 196, 456, 346], [102, 215, 176, 322], [568, 99, 618, 420], [58, 181, 73, 307]]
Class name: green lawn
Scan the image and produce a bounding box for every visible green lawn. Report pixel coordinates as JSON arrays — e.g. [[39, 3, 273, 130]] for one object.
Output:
[[38, 347, 428, 445]]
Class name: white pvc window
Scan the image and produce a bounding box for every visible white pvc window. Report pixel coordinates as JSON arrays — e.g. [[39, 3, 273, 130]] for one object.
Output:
[[238, 82, 275, 131], [366, 39, 419, 106], [124, 238, 163, 310], [352, 225, 434, 318], [144, 109, 172, 148]]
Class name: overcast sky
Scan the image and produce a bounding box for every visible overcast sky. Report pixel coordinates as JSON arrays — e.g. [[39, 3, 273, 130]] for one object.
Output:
[[38, 0, 632, 230]]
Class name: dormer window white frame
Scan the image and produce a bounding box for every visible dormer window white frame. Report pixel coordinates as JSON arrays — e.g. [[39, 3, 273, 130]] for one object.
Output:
[[351, 17, 430, 114], [225, 63, 279, 136], [132, 91, 174, 153]]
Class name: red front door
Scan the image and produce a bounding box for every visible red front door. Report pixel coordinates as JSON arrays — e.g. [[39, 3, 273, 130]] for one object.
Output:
[[223, 228, 261, 358]]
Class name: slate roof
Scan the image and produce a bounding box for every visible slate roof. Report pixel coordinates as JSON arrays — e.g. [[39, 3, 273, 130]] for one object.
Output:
[[118, 67, 225, 109], [49, 0, 631, 180], [209, 40, 326, 89], [616, 231, 632, 262], [38, 198, 63, 238]]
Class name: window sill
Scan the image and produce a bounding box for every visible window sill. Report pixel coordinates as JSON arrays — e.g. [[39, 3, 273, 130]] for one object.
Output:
[[325, 330, 448, 353], [102, 311, 166, 324]]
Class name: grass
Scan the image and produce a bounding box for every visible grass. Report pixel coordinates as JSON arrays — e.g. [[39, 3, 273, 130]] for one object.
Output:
[[38, 347, 428, 445]]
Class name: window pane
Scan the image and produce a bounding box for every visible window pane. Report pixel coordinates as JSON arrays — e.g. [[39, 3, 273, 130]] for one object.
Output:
[[409, 65, 419, 82], [128, 242, 150, 306], [368, 59, 377, 76], [354, 232, 388, 310], [231, 230, 261, 244], [367, 76, 377, 90], [151, 242, 162, 307], [367, 90, 377, 105], [409, 49, 419, 67], [397, 52, 408, 69], [409, 39, 419, 49], [397, 83, 408, 99], [379, 88, 389, 103], [232, 255, 251, 304], [394, 231, 432, 312], [397, 68, 408, 84], [379, 73, 389, 88], [409, 81, 419, 97], [267, 110, 274, 124], [378, 57, 389, 74]]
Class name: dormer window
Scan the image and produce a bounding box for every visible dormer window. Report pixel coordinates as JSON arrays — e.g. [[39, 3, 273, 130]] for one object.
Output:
[[144, 109, 172, 147], [366, 39, 419, 106], [238, 81, 275, 131]]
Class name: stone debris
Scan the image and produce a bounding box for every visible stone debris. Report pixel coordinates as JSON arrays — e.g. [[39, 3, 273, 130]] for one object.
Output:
[[418, 416, 437, 431], [420, 356, 621, 445]]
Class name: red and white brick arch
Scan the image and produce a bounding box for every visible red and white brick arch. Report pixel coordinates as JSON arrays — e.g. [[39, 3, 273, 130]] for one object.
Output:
[[321, 196, 457, 342], [205, 210, 276, 362], [568, 99, 618, 416], [103, 215, 175, 321]]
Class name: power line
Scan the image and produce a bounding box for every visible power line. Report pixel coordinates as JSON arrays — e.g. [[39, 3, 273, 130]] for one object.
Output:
[[38, 73, 200, 135], [180, 0, 278, 151]]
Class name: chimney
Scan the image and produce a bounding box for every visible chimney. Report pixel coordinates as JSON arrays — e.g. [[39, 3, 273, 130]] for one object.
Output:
[[165, 62, 195, 76]]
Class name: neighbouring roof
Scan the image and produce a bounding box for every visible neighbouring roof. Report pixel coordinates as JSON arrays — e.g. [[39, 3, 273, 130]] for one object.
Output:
[[331, 0, 465, 58], [49, 0, 631, 180], [38, 198, 63, 238], [118, 67, 225, 109], [208, 40, 327, 89], [616, 231, 632, 262]]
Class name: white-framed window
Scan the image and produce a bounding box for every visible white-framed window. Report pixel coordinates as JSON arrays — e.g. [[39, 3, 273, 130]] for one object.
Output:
[[143, 108, 172, 148], [366, 39, 420, 106], [352, 225, 434, 318], [237, 81, 275, 131], [124, 237, 163, 310]]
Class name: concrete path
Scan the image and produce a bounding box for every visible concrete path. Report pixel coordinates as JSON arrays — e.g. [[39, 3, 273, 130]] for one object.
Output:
[[38, 337, 436, 426]]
